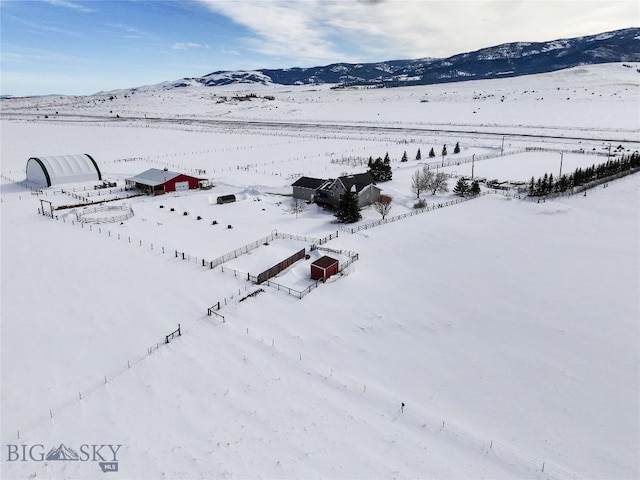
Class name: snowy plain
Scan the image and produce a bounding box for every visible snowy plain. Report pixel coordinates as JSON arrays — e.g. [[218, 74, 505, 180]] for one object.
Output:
[[1, 63, 639, 479]]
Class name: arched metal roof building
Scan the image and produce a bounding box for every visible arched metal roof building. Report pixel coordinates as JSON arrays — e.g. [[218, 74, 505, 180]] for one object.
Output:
[[26, 154, 102, 187]]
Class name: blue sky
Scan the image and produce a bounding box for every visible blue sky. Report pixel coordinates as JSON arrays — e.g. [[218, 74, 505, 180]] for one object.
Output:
[[1, 0, 637, 96]]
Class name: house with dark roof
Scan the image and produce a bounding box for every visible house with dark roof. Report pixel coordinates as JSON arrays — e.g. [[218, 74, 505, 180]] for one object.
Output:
[[291, 176, 326, 201], [125, 168, 206, 195], [313, 173, 381, 208]]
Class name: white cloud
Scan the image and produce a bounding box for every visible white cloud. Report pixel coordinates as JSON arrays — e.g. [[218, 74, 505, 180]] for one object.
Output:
[[172, 42, 210, 50], [197, 0, 638, 64], [43, 0, 95, 13]]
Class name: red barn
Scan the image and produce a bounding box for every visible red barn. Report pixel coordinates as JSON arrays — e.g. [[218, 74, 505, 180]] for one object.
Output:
[[311, 255, 339, 281], [126, 168, 205, 195]]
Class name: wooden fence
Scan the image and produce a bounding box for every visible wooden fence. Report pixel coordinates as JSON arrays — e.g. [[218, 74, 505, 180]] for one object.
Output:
[[256, 248, 306, 284], [340, 196, 478, 234]]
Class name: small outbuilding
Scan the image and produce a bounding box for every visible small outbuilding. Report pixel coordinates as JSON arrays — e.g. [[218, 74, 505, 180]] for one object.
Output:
[[26, 154, 102, 187], [125, 168, 205, 195], [311, 255, 339, 281], [216, 194, 236, 204]]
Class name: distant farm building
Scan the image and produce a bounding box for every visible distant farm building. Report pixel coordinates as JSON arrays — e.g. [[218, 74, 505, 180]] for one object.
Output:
[[311, 255, 339, 281], [26, 154, 102, 187], [125, 168, 205, 195]]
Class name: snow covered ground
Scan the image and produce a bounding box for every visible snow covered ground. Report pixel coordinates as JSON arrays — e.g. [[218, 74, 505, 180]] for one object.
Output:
[[1, 63, 639, 479]]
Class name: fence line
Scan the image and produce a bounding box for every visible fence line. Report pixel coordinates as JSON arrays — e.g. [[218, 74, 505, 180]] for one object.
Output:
[[341, 195, 480, 233]]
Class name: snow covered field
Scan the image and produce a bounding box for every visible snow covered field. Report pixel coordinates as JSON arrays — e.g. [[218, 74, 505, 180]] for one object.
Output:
[[1, 63, 639, 479]]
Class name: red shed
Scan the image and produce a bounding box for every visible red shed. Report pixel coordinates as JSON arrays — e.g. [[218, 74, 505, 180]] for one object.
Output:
[[311, 255, 339, 281], [125, 168, 205, 195]]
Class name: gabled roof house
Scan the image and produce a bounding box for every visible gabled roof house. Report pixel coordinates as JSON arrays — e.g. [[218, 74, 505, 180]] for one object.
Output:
[[314, 172, 381, 208]]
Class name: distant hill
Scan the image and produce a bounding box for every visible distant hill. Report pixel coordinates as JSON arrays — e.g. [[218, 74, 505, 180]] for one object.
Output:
[[165, 27, 639, 89]]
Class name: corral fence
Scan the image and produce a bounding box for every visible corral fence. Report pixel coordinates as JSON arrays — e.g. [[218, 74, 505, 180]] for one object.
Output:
[[75, 204, 135, 224], [219, 245, 360, 300], [201, 231, 338, 269]]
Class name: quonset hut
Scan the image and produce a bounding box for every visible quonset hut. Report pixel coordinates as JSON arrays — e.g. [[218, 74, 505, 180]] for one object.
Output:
[[26, 154, 102, 187]]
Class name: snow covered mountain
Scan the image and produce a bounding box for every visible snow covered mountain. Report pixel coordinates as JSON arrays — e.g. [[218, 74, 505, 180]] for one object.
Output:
[[166, 27, 639, 89]]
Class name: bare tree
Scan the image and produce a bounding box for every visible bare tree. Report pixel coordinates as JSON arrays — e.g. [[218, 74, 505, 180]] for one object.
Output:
[[374, 198, 392, 219], [427, 172, 449, 195], [411, 166, 433, 198], [289, 198, 307, 218]]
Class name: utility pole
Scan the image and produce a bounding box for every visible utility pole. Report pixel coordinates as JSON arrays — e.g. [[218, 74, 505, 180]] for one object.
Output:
[[471, 154, 475, 180], [559, 152, 563, 178], [501, 136, 505, 156]]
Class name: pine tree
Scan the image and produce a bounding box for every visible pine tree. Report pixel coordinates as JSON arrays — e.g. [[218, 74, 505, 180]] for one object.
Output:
[[401, 150, 408, 162], [528, 176, 535, 196], [469, 180, 481, 195], [334, 187, 361, 223], [429, 147, 435, 158], [416, 148, 422, 161], [454, 142, 460, 154], [453, 178, 469, 196], [381, 155, 392, 181], [442, 144, 448, 156], [384, 152, 390, 163]]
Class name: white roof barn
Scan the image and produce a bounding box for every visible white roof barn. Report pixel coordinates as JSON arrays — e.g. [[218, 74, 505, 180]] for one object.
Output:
[[26, 154, 102, 187]]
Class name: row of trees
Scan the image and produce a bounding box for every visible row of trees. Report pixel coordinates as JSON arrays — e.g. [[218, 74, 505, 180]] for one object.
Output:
[[400, 143, 462, 162], [371, 142, 463, 171], [528, 152, 639, 196]]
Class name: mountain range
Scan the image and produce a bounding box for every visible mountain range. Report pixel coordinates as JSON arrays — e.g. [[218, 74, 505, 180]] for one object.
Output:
[[168, 27, 639, 89]]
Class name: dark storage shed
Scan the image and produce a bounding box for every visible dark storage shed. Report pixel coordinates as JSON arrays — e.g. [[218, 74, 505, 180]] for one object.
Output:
[[217, 194, 236, 204], [311, 255, 339, 281]]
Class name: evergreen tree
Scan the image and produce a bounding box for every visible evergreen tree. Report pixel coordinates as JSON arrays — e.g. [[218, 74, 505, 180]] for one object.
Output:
[[453, 178, 469, 196], [416, 148, 422, 161], [381, 155, 392, 181], [453, 142, 460, 154], [384, 152, 390, 163], [469, 180, 481, 195], [334, 186, 362, 223], [541, 173, 549, 194], [429, 147, 435, 158], [401, 150, 408, 162], [528, 176, 535, 196], [442, 144, 448, 156]]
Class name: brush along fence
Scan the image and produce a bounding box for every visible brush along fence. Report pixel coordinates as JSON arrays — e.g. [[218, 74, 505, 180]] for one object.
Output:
[[75, 204, 134, 224]]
